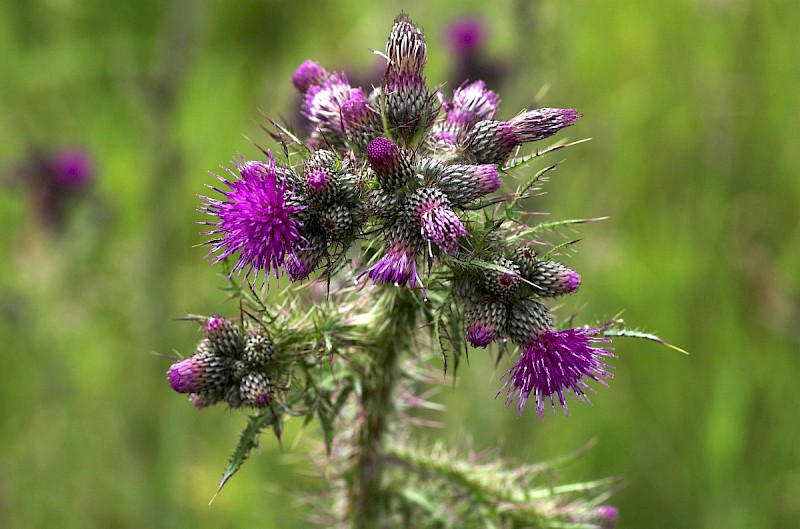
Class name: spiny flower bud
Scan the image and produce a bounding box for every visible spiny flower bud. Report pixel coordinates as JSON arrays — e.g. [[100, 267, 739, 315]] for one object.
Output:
[[369, 189, 402, 219], [463, 108, 581, 165], [483, 257, 522, 299], [435, 163, 500, 206], [204, 316, 244, 357], [464, 299, 508, 348], [386, 14, 427, 75], [504, 298, 553, 347], [167, 351, 232, 394], [286, 233, 327, 281], [528, 259, 581, 297], [291, 60, 329, 94], [341, 92, 381, 153], [303, 168, 339, 203], [239, 371, 274, 408], [367, 137, 415, 191], [242, 330, 276, 367], [306, 149, 338, 170], [405, 187, 468, 254], [383, 15, 436, 142], [319, 203, 353, 240]]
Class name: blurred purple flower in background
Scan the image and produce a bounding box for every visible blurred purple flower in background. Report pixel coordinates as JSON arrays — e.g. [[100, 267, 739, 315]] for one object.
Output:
[[8, 147, 95, 230]]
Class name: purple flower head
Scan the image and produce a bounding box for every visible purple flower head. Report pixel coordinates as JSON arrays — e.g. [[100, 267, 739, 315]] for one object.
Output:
[[50, 149, 94, 188], [167, 352, 231, 394], [430, 81, 499, 149], [446, 17, 486, 55], [386, 14, 427, 76], [464, 108, 581, 165], [406, 187, 468, 254], [449, 81, 500, 128], [291, 60, 329, 94], [596, 506, 619, 528], [365, 222, 422, 289], [508, 108, 581, 144], [465, 300, 507, 348], [341, 92, 380, 151], [522, 259, 582, 297], [302, 77, 361, 137], [199, 153, 304, 281], [436, 163, 500, 206], [500, 326, 615, 419], [286, 233, 326, 281], [367, 137, 415, 191]]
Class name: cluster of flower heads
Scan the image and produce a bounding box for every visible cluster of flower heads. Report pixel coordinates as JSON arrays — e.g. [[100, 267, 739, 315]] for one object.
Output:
[[167, 316, 277, 409], [190, 14, 613, 419]]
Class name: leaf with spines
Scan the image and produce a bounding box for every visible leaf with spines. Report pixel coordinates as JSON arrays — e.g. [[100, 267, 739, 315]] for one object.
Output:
[[604, 323, 688, 354], [213, 409, 282, 501]]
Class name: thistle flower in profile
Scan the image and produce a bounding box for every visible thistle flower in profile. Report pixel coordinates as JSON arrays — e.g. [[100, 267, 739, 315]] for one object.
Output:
[[366, 223, 423, 289], [199, 152, 304, 281], [406, 187, 468, 254], [501, 326, 614, 419], [464, 108, 582, 165]]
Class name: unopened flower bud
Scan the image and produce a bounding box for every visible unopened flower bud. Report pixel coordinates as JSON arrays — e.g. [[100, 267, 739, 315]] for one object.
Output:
[[243, 330, 276, 367], [504, 298, 553, 347], [168, 351, 232, 394], [465, 299, 508, 347], [291, 60, 329, 94], [367, 137, 415, 191], [483, 257, 522, 299], [435, 163, 500, 206], [239, 371, 274, 408], [204, 316, 244, 357], [463, 108, 581, 165], [319, 203, 353, 240]]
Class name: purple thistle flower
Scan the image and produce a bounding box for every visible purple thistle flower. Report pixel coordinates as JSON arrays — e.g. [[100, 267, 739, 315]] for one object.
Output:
[[367, 137, 415, 191], [383, 14, 436, 142], [596, 506, 619, 528], [199, 153, 304, 281], [340, 92, 380, 152], [435, 163, 500, 206], [167, 352, 231, 394], [365, 222, 422, 289], [406, 187, 468, 254], [431, 81, 499, 150], [445, 17, 486, 56], [500, 326, 615, 419], [50, 149, 94, 188], [464, 299, 507, 348], [463, 108, 581, 165], [302, 77, 362, 138], [291, 60, 330, 94]]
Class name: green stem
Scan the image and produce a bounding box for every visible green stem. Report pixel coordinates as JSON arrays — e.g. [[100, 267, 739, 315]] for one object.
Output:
[[349, 288, 418, 528]]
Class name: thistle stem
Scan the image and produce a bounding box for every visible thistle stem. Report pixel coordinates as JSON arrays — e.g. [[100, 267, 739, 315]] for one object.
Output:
[[349, 289, 417, 528]]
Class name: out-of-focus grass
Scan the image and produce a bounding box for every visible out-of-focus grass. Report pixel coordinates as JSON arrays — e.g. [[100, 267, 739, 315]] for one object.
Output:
[[0, 1, 798, 528]]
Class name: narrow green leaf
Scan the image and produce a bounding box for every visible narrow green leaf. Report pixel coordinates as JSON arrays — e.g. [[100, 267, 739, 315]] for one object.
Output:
[[212, 410, 279, 501], [604, 327, 689, 354]]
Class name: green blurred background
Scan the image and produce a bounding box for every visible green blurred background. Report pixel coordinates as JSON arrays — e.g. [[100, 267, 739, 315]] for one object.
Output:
[[1, 0, 798, 527]]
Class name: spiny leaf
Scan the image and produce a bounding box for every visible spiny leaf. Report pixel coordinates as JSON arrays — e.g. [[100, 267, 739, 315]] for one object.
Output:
[[212, 409, 280, 502], [531, 216, 610, 234], [604, 326, 688, 354], [502, 137, 592, 171]]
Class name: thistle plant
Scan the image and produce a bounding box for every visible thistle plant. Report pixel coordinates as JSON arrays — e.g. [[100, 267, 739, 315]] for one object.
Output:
[[166, 14, 680, 528]]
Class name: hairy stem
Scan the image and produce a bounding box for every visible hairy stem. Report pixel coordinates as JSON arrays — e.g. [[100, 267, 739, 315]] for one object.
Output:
[[349, 288, 418, 528]]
